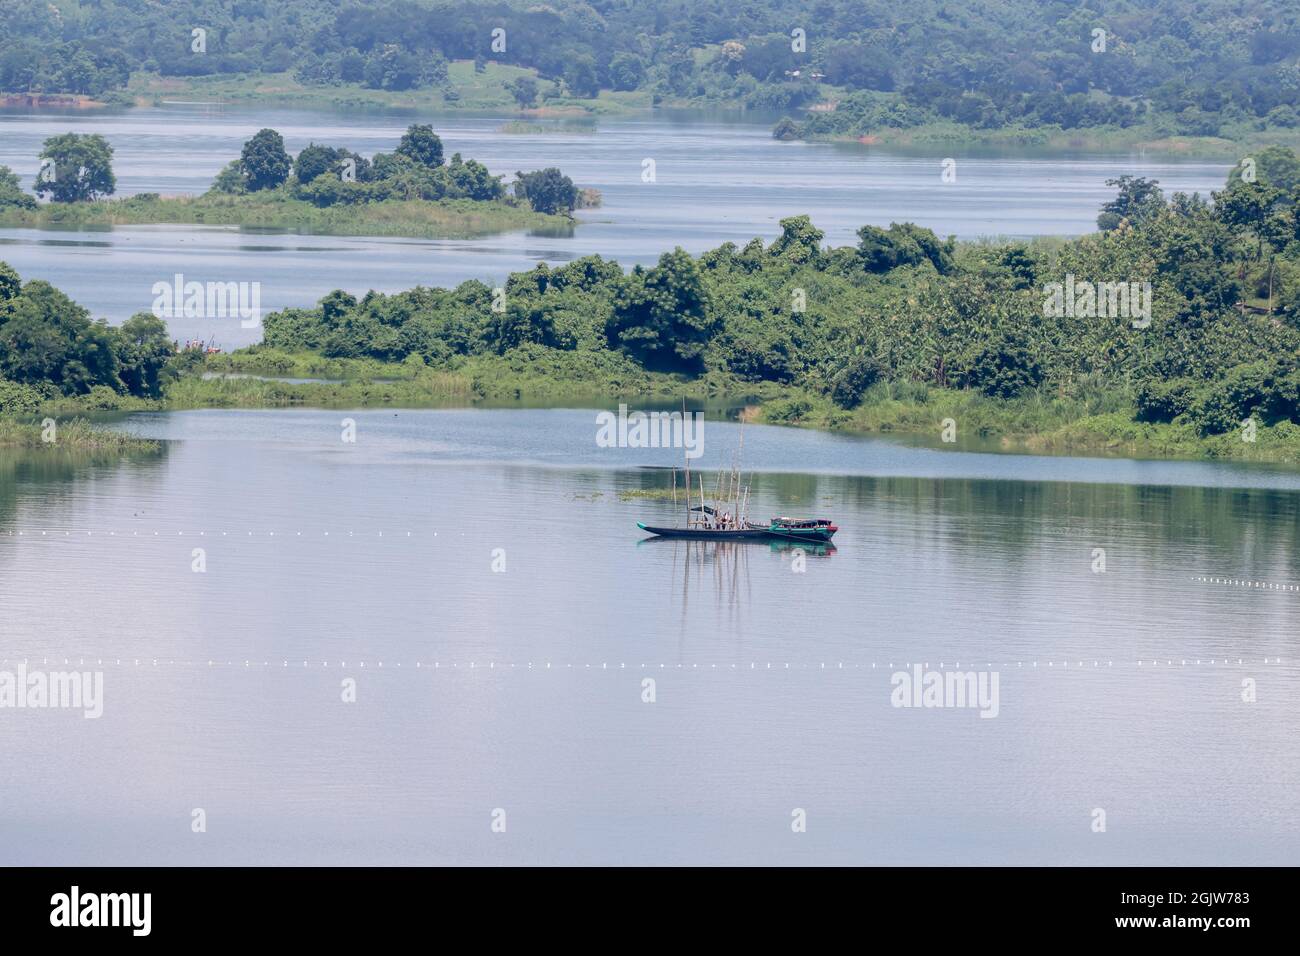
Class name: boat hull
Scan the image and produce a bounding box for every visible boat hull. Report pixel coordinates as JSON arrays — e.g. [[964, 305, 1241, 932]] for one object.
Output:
[[761, 526, 837, 543], [638, 522, 836, 542], [637, 522, 772, 540]]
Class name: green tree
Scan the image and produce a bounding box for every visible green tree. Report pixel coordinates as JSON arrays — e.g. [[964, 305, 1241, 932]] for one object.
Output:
[[33, 133, 116, 202], [1097, 176, 1164, 231], [396, 124, 444, 169], [294, 143, 343, 184], [772, 117, 800, 140], [0, 280, 120, 394], [996, 246, 1037, 290], [769, 215, 823, 264], [0, 165, 36, 210], [444, 153, 505, 201], [962, 332, 1043, 399], [608, 53, 644, 91], [115, 312, 173, 397], [857, 222, 954, 273], [210, 159, 247, 194], [507, 77, 539, 108], [0, 260, 20, 301], [513, 168, 577, 215], [564, 54, 599, 98], [830, 352, 884, 408], [1228, 146, 1300, 195], [240, 129, 292, 191], [606, 248, 718, 372]]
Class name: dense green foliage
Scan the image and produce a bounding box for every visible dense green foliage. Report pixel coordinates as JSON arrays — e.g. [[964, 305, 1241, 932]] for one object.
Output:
[[0, 261, 174, 404], [248, 147, 1300, 439], [512, 168, 578, 215], [7, 146, 1300, 457], [33, 133, 115, 202], [1, 124, 571, 218], [239, 128, 292, 191], [0, 125, 572, 236], [3, 1, 1299, 140], [0, 165, 37, 210], [206, 124, 574, 211]]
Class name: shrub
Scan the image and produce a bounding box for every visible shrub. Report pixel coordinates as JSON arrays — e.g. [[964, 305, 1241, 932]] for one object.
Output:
[[0, 378, 43, 414], [830, 353, 884, 408], [1135, 377, 1196, 422]]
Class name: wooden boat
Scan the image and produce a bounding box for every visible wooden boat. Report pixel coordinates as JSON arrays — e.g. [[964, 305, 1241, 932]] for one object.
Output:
[[637, 516, 837, 543], [637, 410, 838, 543], [747, 517, 838, 543], [639, 505, 765, 539]]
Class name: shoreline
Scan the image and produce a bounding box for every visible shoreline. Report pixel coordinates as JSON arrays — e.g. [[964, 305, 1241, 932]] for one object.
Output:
[[6, 77, 1290, 161], [0, 194, 568, 239], [31, 351, 1300, 467], [794, 125, 1295, 160]]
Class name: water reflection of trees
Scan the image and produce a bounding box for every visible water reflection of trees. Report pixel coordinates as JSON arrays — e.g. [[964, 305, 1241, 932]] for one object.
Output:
[[621, 467, 1300, 579], [0, 446, 169, 531]]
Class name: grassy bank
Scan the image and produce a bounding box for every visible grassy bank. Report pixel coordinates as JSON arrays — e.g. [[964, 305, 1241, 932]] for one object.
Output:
[[795, 115, 1299, 159], [0, 192, 566, 239], [755, 382, 1300, 463], [47, 348, 1291, 464], [162, 347, 787, 408], [0, 417, 159, 453], [16, 351, 1300, 463], [125, 62, 645, 115]]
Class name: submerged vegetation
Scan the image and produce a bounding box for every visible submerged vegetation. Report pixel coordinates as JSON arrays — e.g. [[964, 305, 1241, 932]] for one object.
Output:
[[0, 417, 158, 452], [5, 148, 1300, 462]]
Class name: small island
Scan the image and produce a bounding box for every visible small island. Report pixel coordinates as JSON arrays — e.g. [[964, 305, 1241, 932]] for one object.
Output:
[[0, 125, 594, 239]]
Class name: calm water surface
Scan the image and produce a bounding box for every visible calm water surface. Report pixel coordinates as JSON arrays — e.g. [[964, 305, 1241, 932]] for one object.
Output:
[[0, 105, 1230, 347], [1, 409, 1296, 864]]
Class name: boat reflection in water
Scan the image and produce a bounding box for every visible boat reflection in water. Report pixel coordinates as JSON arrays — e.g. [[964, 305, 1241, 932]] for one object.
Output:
[[635, 536, 836, 621], [767, 538, 837, 558]]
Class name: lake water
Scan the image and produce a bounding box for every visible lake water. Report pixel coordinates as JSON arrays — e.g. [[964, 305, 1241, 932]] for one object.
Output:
[[2, 408, 1297, 865], [0, 105, 1231, 348]]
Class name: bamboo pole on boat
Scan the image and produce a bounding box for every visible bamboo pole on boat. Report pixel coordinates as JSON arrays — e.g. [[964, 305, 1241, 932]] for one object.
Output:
[[682, 399, 691, 527], [722, 452, 733, 527], [684, 456, 690, 527]]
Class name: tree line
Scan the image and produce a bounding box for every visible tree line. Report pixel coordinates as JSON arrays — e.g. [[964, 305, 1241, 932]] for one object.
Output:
[[5, 146, 1300, 440], [0, 126, 582, 215], [255, 146, 1300, 437], [2, 0, 1298, 138]]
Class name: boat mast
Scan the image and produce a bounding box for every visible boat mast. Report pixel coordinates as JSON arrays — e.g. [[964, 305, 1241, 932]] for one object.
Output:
[[733, 416, 746, 525], [682, 399, 691, 528]]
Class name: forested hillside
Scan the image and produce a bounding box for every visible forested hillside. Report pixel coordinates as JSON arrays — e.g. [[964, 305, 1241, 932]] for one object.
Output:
[[2, 0, 1298, 140]]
